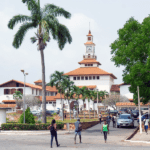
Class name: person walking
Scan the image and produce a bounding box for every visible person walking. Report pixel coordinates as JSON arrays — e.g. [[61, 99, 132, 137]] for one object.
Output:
[[74, 118, 82, 144], [106, 114, 111, 127], [99, 113, 102, 124], [143, 116, 149, 134], [112, 115, 117, 128], [49, 119, 60, 148], [101, 120, 109, 143]]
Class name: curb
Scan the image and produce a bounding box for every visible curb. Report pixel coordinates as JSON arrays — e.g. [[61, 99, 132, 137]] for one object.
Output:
[[126, 126, 139, 140], [124, 140, 150, 144]]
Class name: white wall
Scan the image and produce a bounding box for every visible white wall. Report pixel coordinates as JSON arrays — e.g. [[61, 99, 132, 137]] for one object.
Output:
[[120, 85, 133, 99], [0, 109, 6, 127]]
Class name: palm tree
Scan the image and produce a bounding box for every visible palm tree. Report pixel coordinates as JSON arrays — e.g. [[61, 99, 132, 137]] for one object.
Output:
[[90, 90, 97, 118], [49, 71, 68, 121], [85, 89, 91, 119], [72, 85, 81, 118], [80, 86, 87, 110], [8, 0, 72, 123], [63, 77, 74, 120], [13, 91, 23, 109]]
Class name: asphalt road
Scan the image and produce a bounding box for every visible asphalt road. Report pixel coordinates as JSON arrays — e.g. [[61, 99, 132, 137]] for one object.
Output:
[[0, 120, 149, 150]]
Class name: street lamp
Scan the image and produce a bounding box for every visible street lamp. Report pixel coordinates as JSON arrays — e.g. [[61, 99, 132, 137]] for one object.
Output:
[[21, 69, 28, 124]]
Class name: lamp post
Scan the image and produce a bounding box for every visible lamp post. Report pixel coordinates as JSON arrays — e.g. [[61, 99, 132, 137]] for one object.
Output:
[[137, 86, 142, 134], [21, 70, 28, 124]]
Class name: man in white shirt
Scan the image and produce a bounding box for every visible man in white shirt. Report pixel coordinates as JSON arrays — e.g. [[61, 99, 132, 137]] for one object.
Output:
[[143, 116, 149, 134]]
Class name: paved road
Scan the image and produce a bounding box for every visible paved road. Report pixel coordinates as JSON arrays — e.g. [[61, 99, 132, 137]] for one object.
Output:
[[0, 120, 149, 150]]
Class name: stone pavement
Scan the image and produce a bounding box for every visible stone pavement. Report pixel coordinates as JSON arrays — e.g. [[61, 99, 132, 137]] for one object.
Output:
[[130, 130, 150, 143], [0, 121, 150, 149]]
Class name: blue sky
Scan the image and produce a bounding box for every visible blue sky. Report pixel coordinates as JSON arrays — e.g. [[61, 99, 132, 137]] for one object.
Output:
[[0, 0, 149, 85]]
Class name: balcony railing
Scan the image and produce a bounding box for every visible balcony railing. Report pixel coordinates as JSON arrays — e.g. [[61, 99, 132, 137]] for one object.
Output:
[[83, 55, 97, 59]]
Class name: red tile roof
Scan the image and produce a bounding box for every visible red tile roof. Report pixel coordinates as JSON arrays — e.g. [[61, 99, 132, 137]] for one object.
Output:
[[84, 42, 95, 45], [64, 67, 117, 79], [116, 102, 150, 106], [54, 93, 65, 99], [0, 79, 56, 92], [110, 85, 120, 92], [78, 85, 96, 89], [78, 59, 101, 65], [118, 83, 130, 86], [34, 80, 42, 83], [2, 100, 16, 103], [39, 96, 56, 102], [0, 104, 16, 108], [46, 86, 58, 92]]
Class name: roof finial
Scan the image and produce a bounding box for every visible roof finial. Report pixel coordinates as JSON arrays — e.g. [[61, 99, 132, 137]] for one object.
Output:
[[89, 22, 91, 34]]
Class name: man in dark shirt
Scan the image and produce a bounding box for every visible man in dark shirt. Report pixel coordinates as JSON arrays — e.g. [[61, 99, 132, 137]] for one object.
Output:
[[74, 118, 82, 144]]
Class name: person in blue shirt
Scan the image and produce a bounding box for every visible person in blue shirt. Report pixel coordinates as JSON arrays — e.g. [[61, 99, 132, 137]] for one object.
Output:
[[74, 118, 82, 144]]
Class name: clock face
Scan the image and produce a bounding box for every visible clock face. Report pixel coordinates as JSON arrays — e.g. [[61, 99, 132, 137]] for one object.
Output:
[[87, 46, 92, 52]]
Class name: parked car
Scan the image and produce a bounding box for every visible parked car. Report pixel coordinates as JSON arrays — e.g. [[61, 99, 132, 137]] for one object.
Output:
[[137, 113, 150, 123], [141, 108, 150, 114], [109, 110, 118, 115], [131, 110, 139, 119], [117, 114, 134, 128], [118, 109, 128, 115], [46, 110, 52, 116], [31, 110, 40, 116]]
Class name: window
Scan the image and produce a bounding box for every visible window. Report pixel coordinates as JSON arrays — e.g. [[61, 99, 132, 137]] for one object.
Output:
[[93, 76, 95, 80], [4, 89, 10, 95], [88, 64, 91, 66], [91, 64, 93, 66], [36, 89, 38, 95], [32, 89, 34, 95], [88, 37, 91, 41], [18, 89, 23, 94], [73, 77, 76, 80], [81, 76, 84, 80], [85, 76, 88, 80], [16, 83, 19, 87], [85, 64, 87, 66], [97, 76, 99, 80], [77, 77, 80, 80], [89, 76, 92, 80]]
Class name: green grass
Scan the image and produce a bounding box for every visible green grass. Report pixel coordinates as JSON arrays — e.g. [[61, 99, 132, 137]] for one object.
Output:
[[46, 118, 98, 124]]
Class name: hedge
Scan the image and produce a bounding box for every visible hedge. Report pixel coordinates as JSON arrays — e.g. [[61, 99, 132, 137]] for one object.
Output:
[[1, 122, 64, 130]]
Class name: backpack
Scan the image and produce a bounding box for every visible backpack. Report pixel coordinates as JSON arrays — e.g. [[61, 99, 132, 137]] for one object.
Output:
[[50, 125, 56, 134], [78, 123, 82, 131]]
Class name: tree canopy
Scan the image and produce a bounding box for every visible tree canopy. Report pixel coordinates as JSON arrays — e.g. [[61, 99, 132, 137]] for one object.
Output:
[[110, 16, 150, 104]]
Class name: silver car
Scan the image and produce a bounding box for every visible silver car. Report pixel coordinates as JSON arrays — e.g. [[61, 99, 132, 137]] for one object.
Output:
[[117, 114, 134, 128]]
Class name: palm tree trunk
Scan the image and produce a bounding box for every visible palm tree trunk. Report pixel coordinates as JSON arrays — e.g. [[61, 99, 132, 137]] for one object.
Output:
[[68, 100, 71, 120], [88, 100, 90, 119], [76, 100, 79, 118], [40, 49, 46, 123], [94, 101, 95, 119], [60, 93, 64, 121]]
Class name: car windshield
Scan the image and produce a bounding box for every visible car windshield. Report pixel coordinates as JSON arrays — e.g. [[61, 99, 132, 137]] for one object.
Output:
[[119, 115, 131, 119]]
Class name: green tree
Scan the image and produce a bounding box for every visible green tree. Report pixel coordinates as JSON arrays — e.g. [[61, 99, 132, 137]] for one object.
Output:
[[19, 107, 35, 124], [49, 71, 68, 121], [8, 0, 72, 123], [80, 86, 87, 110], [110, 17, 150, 104], [13, 91, 23, 109], [64, 77, 74, 120], [90, 90, 97, 118]]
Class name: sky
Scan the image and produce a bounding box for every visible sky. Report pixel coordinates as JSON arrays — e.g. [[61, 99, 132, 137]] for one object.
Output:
[[0, 0, 150, 85]]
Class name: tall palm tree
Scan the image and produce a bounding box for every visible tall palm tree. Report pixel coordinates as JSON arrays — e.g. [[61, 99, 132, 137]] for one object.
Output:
[[80, 86, 87, 110], [49, 71, 68, 121], [90, 90, 97, 118], [72, 85, 81, 118], [8, 0, 72, 123]]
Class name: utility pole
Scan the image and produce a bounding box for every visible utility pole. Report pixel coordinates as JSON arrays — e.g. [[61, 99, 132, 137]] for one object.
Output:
[[137, 86, 142, 134]]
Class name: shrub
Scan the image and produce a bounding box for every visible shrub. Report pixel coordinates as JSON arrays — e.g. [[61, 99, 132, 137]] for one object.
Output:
[[1, 122, 64, 130], [19, 107, 35, 124], [52, 113, 57, 116]]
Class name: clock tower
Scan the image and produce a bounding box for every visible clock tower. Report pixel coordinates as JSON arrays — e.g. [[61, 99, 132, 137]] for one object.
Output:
[[84, 30, 97, 60]]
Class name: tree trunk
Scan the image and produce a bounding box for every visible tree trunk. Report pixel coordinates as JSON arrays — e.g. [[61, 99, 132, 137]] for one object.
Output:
[[40, 49, 46, 123], [94, 101, 95, 119], [60, 93, 64, 121], [68, 100, 71, 120], [76, 100, 79, 118], [88, 100, 90, 119]]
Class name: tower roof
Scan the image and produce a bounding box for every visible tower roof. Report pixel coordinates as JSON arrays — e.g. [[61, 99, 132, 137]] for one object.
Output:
[[87, 30, 92, 36], [64, 67, 117, 79], [34, 79, 42, 83], [78, 59, 101, 65]]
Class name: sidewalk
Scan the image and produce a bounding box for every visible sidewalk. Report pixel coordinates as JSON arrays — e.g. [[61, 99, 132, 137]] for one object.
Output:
[[0, 130, 74, 135], [127, 130, 150, 144]]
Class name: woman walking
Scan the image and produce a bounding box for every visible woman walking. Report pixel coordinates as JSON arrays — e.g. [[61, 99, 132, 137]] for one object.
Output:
[[101, 120, 109, 143], [49, 119, 60, 148], [143, 116, 149, 134]]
